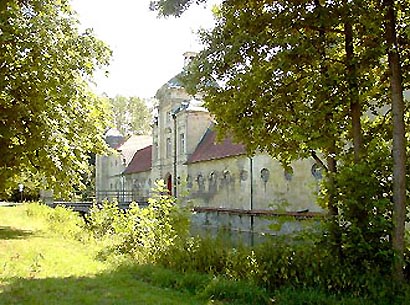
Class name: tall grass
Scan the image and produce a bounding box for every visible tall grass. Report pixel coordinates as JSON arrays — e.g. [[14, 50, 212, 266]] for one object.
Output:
[[11, 182, 410, 305]]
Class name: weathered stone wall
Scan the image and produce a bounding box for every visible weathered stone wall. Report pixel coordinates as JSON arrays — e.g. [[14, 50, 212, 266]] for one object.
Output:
[[124, 170, 152, 202], [95, 153, 124, 202], [185, 154, 322, 212]]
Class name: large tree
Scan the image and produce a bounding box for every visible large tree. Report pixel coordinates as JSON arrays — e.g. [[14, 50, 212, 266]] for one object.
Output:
[[109, 95, 152, 136], [152, 0, 409, 279], [0, 0, 112, 197]]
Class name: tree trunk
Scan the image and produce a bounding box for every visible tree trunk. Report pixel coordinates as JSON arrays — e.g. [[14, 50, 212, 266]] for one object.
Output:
[[384, 0, 406, 282], [314, 0, 339, 217], [344, 19, 363, 163], [327, 144, 338, 216]]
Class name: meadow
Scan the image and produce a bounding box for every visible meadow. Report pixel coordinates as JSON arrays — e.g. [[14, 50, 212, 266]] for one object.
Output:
[[1, 197, 408, 305], [0, 204, 214, 305]]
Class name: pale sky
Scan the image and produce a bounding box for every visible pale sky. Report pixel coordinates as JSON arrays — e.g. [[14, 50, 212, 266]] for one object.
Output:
[[71, 0, 217, 99]]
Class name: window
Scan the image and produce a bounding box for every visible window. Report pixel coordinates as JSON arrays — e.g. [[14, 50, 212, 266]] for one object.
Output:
[[166, 138, 171, 158], [240, 170, 248, 181], [284, 166, 294, 181], [179, 133, 185, 155], [223, 170, 231, 183], [186, 175, 193, 188], [197, 174, 205, 192], [133, 179, 139, 190], [209, 171, 217, 191], [261, 168, 270, 182], [311, 164, 323, 180]]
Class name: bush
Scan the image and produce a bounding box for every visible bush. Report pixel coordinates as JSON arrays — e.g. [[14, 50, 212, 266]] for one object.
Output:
[[25, 202, 86, 240], [86, 180, 191, 263]]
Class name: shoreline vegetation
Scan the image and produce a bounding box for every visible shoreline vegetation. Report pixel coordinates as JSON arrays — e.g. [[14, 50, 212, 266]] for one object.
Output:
[[1, 195, 409, 304]]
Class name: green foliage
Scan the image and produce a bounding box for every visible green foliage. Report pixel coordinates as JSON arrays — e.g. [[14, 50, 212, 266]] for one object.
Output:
[[130, 264, 269, 304], [154, 227, 407, 301], [86, 200, 123, 239], [0, 206, 210, 305], [149, 0, 207, 17], [0, 0, 112, 197], [131, 264, 211, 295], [176, 0, 409, 280], [86, 180, 191, 263], [199, 277, 269, 305], [25, 202, 86, 240], [6, 200, 410, 304], [109, 95, 152, 136]]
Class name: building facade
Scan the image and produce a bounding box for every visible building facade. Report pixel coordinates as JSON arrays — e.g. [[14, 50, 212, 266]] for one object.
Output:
[[95, 54, 325, 234]]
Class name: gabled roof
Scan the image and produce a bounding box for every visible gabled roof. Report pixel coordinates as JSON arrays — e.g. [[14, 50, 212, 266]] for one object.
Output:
[[123, 145, 152, 174], [186, 128, 246, 164], [117, 135, 152, 166]]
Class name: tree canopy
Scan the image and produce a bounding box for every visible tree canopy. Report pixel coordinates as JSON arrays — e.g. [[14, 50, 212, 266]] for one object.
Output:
[[109, 95, 152, 136], [0, 0, 112, 197], [149, 0, 207, 17], [152, 0, 410, 279]]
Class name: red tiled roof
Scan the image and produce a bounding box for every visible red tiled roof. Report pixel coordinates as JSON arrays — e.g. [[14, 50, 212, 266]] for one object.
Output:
[[123, 145, 152, 174], [187, 128, 246, 164]]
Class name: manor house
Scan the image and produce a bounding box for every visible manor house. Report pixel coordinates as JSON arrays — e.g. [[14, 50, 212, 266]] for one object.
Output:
[[95, 53, 325, 233]]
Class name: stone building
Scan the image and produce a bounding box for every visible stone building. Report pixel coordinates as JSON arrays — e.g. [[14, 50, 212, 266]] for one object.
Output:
[[96, 53, 325, 234], [95, 131, 151, 203]]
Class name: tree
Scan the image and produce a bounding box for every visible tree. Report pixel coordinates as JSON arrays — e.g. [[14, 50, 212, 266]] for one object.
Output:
[[149, 0, 207, 17], [0, 0, 112, 197], [109, 95, 152, 136], [152, 0, 410, 278], [384, 0, 407, 281]]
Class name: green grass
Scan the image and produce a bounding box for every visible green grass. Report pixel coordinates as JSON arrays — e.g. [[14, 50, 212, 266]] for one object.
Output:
[[0, 204, 212, 305], [2, 203, 406, 305]]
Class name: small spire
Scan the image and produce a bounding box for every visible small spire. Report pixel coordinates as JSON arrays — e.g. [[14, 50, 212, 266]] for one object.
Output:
[[183, 51, 197, 66]]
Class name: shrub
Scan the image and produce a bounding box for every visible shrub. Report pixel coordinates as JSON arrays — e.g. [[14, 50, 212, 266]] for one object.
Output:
[[86, 200, 123, 240], [86, 180, 191, 263], [25, 202, 86, 240]]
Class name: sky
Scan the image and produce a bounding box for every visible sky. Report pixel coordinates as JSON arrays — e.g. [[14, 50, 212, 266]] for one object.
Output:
[[71, 0, 217, 99]]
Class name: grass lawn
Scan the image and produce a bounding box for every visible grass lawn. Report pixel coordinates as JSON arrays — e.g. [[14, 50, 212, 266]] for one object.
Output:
[[0, 205, 212, 305]]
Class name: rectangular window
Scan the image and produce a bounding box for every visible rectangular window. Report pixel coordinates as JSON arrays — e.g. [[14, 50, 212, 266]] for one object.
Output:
[[166, 138, 171, 158], [179, 133, 185, 155]]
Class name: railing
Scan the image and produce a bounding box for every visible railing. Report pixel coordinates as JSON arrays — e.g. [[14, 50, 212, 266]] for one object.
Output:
[[95, 190, 149, 205]]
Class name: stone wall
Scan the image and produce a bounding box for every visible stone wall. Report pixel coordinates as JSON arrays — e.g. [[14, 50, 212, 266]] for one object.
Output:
[[185, 154, 322, 212]]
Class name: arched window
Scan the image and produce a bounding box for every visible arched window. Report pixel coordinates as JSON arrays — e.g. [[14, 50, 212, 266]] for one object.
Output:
[[209, 171, 217, 191], [260, 168, 270, 183], [240, 170, 248, 181], [284, 166, 294, 181], [197, 174, 205, 191], [311, 164, 323, 180], [133, 179, 140, 190], [186, 175, 193, 188], [209, 171, 217, 184], [223, 170, 231, 183]]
